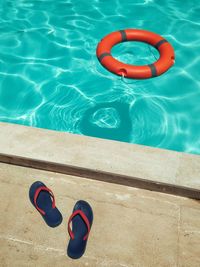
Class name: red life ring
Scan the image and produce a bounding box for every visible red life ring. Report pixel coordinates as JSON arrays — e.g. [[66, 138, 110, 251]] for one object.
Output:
[[96, 29, 175, 79]]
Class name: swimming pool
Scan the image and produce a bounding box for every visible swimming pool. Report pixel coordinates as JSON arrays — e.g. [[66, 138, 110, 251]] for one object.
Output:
[[0, 0, 200, 155]]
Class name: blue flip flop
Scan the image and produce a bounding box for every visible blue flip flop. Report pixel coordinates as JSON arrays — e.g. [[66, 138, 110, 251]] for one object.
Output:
[[29, 181, 63, 227], [67, 200, 93, 259]]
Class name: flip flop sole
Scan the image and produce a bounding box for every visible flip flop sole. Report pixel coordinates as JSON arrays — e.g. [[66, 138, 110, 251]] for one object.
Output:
[[29, 181, 63, 227], [67, 200, 93, 259]]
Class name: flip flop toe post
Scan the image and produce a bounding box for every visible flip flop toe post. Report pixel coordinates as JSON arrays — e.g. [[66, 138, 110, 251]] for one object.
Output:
[[29, 181, 62, 227], [67, 200, 93, 259]]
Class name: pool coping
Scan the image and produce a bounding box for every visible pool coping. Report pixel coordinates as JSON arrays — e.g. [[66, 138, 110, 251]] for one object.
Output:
[[0, 122, 200, 199]]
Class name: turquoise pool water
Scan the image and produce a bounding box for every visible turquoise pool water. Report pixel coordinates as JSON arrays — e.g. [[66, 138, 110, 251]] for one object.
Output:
[[0, 0, 200, 155]]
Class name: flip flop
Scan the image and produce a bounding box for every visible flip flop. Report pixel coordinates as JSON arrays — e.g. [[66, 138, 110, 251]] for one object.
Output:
[[67, 200, 93, 259], [29, 181, 63, 227]]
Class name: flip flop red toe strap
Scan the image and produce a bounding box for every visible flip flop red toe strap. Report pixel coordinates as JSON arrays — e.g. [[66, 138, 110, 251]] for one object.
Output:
[[34, 186, 56, 216], [68, 210, 91, 241]]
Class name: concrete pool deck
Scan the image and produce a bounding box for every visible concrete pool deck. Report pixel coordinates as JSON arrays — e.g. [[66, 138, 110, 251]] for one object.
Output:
[[0, 162, 200, 267], [0, 122, 200, 266], [0, 122, 200, 199]]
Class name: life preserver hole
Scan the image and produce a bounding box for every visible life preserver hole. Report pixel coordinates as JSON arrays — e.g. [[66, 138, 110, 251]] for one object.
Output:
[[118, 68, 127, 77], [112, 42, 159, 66], [171, 56, 175, 64]]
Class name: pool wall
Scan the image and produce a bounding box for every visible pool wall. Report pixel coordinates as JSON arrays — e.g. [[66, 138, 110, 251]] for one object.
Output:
[[0, 122, 200, 199]]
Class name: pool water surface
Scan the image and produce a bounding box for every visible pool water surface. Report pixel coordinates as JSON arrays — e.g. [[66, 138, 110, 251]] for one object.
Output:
[[0, 0, 200, 155]]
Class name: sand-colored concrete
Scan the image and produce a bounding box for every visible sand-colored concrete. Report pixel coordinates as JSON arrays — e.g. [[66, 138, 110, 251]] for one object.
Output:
[[0, 163, 199, 267], [0, 122, 200, 198]]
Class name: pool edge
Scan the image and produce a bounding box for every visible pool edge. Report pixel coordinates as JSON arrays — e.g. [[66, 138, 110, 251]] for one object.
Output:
[[0, 122, 200, 199]]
